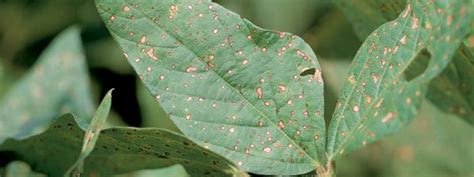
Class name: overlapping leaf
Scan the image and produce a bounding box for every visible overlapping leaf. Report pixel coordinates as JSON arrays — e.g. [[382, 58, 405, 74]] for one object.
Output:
[[0, 115, 243, 177], [0, 27, 94, 142], [96, 0, 325, 174], [327, 0, 474, 159]]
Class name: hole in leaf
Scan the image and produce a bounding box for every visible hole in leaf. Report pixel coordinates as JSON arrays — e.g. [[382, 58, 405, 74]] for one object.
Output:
[[403, 48, 431, 81], [300, 68, 316, 76]]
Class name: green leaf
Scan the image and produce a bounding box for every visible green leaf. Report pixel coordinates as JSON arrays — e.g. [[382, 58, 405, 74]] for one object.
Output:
[[405, 46, 474, 124], [0, 116, 244, 177], [0, 26, 94, 142], [4, 161, 47, 177], [336, 0, 474, 124], [85, 127, 243, 177], [327, 0, 474, 159], [65, 89, 113, 176], [95, 0, 325, 175], [335, 0, 406, 39]]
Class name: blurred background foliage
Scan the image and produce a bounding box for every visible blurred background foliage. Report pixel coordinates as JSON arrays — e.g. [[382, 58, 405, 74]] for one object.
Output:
[[0, 0, 472, 176]]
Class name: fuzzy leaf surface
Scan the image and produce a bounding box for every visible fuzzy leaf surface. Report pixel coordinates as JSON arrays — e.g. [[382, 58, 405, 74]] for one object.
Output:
[[96, 0, 325, 174]]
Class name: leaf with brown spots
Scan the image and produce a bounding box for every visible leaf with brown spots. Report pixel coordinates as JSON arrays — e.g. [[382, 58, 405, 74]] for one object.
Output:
[[337, 0, 474, 125], [327, 0, 474, 160], [0, 27, 95, 143], [95, 0, 325, 175], [0, 115, 243, 176]]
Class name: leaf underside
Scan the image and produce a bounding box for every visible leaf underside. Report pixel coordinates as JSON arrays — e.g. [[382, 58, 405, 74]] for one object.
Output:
[[96, 0, 325, 175], [0, 114, 241, 177], [0, 27, 94, 143], [327, 0, 473, 159]]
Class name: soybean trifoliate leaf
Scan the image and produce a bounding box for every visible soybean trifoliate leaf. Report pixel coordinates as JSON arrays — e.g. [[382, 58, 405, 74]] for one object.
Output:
[[0, 115, 245, 177], [65, 89, 113, 177], [0, 27, 94, 143], [327, 0, 474, 159], [96, 0, 325, 175]]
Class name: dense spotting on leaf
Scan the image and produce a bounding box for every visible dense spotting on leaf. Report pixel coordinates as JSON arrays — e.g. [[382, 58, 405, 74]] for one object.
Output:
[[327, 0, 474, 159], [336, 0, 474, 123], [96, 0, 325, 175]]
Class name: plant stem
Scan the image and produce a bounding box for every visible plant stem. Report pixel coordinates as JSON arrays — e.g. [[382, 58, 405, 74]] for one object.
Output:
[[316, 161, 335, 177]]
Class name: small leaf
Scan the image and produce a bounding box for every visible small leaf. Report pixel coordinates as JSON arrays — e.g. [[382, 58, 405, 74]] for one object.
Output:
[[96, 0, 325, 175], [65, 89, 113, 177], [0, 26, 94, 142], [327, 0, 474, 159]]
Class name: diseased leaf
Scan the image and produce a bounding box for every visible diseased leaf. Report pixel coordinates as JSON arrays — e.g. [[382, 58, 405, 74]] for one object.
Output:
[[4, 161, 46, 177], [96, 0, 325, 175], [84, 127, 243, 177], [0, 27, 94, 142], [65, 89, 113, 176], [0, 116, 244, 177], [337, 0, 474, 123], [327, 0, 474, 159]]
